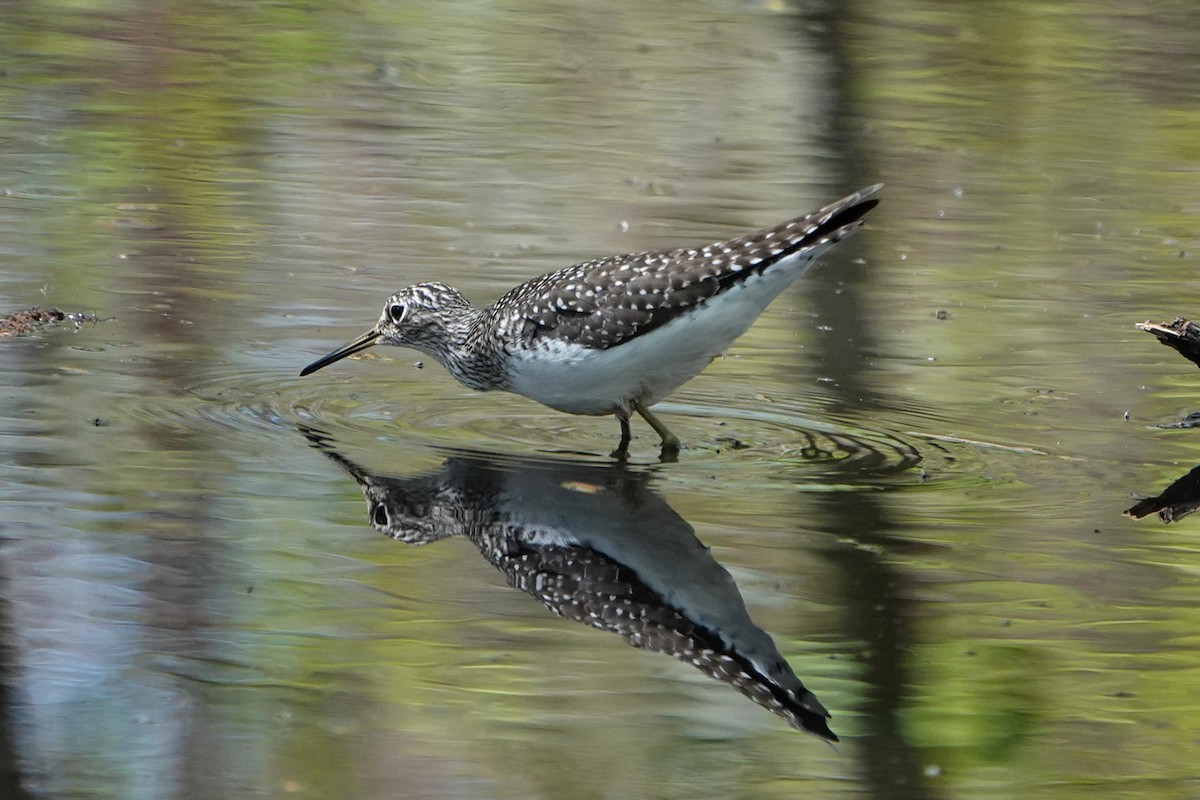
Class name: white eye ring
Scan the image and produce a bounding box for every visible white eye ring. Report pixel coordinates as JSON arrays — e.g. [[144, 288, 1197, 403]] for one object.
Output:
[[388, 303, 405, 324]]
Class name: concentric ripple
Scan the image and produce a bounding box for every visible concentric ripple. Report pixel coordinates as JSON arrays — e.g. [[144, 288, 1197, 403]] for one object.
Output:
[[110, 363, 1013, 492]]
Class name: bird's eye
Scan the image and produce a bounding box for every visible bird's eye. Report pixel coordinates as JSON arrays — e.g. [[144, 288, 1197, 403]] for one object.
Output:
[[388, 303, 405, 324]]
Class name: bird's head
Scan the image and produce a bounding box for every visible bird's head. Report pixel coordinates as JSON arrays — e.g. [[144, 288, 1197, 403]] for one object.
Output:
[[300, 282, 474, 376]]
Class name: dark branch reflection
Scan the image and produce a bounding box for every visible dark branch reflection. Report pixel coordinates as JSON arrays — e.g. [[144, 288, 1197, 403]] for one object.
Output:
[[0, 547, 33, 800], [301, 426, 837, 741], [1126, 463, 1200, 523]]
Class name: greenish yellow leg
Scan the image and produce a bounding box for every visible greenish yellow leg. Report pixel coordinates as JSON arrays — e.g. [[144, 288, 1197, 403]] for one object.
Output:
[[631, 399, 681, 456]]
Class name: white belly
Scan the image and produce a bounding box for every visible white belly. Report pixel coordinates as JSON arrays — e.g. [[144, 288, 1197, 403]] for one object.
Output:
[[505, 247, 824, 415]]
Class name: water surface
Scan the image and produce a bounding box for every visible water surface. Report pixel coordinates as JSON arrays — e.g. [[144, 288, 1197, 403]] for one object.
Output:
[[3, 2, 1200, 799]]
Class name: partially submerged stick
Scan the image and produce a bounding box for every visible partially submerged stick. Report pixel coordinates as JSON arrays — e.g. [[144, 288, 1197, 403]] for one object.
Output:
[[1135, 317, 1200, 370]]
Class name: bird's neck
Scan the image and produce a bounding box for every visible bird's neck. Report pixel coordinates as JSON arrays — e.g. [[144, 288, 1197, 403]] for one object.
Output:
[[418, 301, 507, 391]]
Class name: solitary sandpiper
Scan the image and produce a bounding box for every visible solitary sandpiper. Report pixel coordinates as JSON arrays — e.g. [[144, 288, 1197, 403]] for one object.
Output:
[[301, 184, 882, 458]]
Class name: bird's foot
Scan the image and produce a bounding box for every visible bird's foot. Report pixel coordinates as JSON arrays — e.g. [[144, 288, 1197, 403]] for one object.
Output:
[[657, 430, 682, 462]]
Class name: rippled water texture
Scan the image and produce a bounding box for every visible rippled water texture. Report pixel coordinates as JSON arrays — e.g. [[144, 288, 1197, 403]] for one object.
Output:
[[3, 2, 1200, 799]]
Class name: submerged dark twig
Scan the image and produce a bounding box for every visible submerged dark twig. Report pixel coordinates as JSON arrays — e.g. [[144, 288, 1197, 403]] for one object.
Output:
[[1128, 317, 1200, 522]]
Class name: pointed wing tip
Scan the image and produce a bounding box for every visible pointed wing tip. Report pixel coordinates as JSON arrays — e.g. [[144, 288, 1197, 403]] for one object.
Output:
[[806, 716, 839, 743]]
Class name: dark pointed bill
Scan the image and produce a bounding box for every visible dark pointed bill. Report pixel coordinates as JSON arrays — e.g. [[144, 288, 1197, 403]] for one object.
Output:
[[300, 330, 381, 376]]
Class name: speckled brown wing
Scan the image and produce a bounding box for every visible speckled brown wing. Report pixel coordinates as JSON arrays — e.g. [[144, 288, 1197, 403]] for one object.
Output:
[[498, 184, 881, 350]]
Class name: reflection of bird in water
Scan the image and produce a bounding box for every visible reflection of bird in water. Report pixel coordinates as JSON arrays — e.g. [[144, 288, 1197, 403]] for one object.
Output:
[[302, 426, 837, 740], [300, 185, 881, 458]]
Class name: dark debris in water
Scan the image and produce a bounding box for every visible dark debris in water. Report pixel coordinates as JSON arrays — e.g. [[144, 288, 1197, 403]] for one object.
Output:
[[1155, 411, 1200, 430], [1136, 317, 1200, 370], [712, 436, 751, 452], [1125, 463, 1200, 523], [1128, 317, 1200, 522], [0, 306, 102, 337]]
